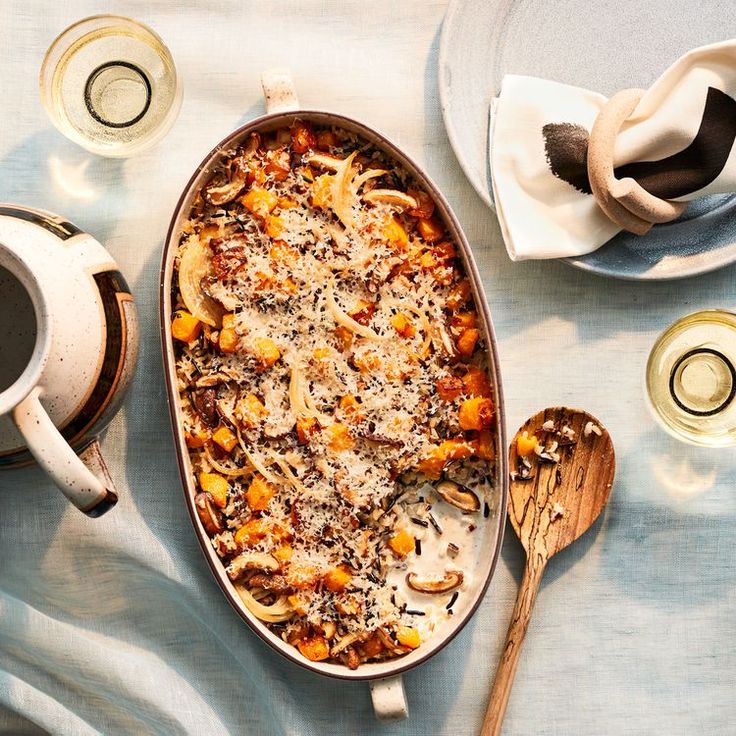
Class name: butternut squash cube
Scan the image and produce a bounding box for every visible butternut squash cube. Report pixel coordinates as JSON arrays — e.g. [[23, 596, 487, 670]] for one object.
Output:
[[316, 130, 338, 149], [221, 313, 236, 329], [390, 312, 416, 338], [296, 416, 320, 445], [185, 428, 211, 448], [269, 240, 299, 265], [253, 337, 281, 370], [323, 565, 353, 593], [383, 216, 409, 250], [440, 438, 476, 461], [476, 430, 495, 461], [199, 472, 229, 509], [361, 634, 384, 658], [327, 423, 355, 452], [435, 375, 464, 401], [462, 367, 492, 398], [278, 196, 298, 209], [311, 174, 333, 208], [288, 593, 309, 616], [285, 561, 319, 589], [416, 451, 445, 480], [298, 635, 330, 661], [458, 397, 494, 431], [451, 312, 477, 330], [416, 439, 476, 479], [334, 325, 354, 351], [218, 327, 239, 353], [212, 426, 238, 453], [290, 122, 316, 153], [234, 518, 267, 547], [417, 217, 444, 243], [389, 529, 415, 558], [265, 214, 284, 238], [246, 474, 276, 511], [338, 394, 363, 422], [447, 279, 472, 310], [171, 310, 201, 343], [273, 544, 294, 563], [456, 327, 480, 358], [236, 393, 268, 428], [418, 250, 438, 270], [396, 626, 421, 649], [241, 186, 278, 216], [313, 346, 332, 360]]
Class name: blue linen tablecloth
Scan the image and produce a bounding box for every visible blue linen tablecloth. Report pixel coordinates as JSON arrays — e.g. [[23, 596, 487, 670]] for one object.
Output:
[[1, 1, 736, 734]]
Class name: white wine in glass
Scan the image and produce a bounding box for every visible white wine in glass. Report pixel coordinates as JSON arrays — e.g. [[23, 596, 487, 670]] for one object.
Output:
[[40, 15, 182, 157], [646, 310, 736, 447]]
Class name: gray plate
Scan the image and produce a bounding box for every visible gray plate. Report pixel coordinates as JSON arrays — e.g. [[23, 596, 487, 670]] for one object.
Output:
[[439, 0, 736, 280]]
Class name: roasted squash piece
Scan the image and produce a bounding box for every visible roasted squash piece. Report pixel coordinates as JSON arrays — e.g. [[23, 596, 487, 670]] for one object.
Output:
[[246, 474, 276, 511], [199, 472, 229, 508], [388, 529, 415, 558], [458, 397, 494, 431], [298, 635, 330, 661], [172, 310, 201, 343]]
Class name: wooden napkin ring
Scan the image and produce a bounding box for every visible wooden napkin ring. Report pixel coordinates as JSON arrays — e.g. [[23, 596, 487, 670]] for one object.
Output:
[[587, 88, 686, 234]]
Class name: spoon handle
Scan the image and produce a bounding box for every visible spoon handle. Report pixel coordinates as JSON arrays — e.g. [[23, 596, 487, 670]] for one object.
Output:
[[480, 555, 547, 736]]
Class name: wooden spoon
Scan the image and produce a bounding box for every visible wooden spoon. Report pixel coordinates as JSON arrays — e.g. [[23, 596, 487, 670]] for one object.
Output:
[[481, 407, 615, 736]]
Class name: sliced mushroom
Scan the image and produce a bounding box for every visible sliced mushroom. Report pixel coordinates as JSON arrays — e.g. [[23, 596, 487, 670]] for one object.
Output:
[[204, 172, 247, 206], [362, 189, 418, 210], [304, 152, 345, 170], [330, 631, 364, 656], [195, 371, 233, 388], [406, 570, 464, 594], [434, 480, 480, 513], [194, 492, 223, 535], [192, 388, 218, 428], [226, 552, 279, 581], [203, 133, 260, 205], [247, 573, 293, 595]]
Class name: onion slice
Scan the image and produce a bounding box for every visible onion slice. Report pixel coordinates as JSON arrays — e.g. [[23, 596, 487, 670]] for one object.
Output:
[[325, 280, 384, 341], [235, 586, 294, 623], [178, 236, 222, 327]]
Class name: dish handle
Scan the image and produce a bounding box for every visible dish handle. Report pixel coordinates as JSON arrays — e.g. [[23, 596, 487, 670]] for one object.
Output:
[[261, 68, 300, 114], [369, 675, 408, 721]]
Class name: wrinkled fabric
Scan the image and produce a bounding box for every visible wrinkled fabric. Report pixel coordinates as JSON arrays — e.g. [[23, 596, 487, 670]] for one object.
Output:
[[1, 2, 736, 735], [491, 41, 736, 260]]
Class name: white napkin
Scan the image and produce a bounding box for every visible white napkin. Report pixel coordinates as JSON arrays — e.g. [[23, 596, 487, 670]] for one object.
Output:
[[490, 40, 736, 260]]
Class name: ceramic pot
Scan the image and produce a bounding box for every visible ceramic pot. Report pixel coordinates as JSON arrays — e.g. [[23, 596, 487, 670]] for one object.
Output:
[[160, 71, 507, 720], [0, 204, 138, 516]]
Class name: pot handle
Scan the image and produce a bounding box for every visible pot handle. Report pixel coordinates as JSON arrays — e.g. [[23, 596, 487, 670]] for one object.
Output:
[[262, 68, 300, 114], [12, 387, 118, 517], [369, 675, 408, 721]]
